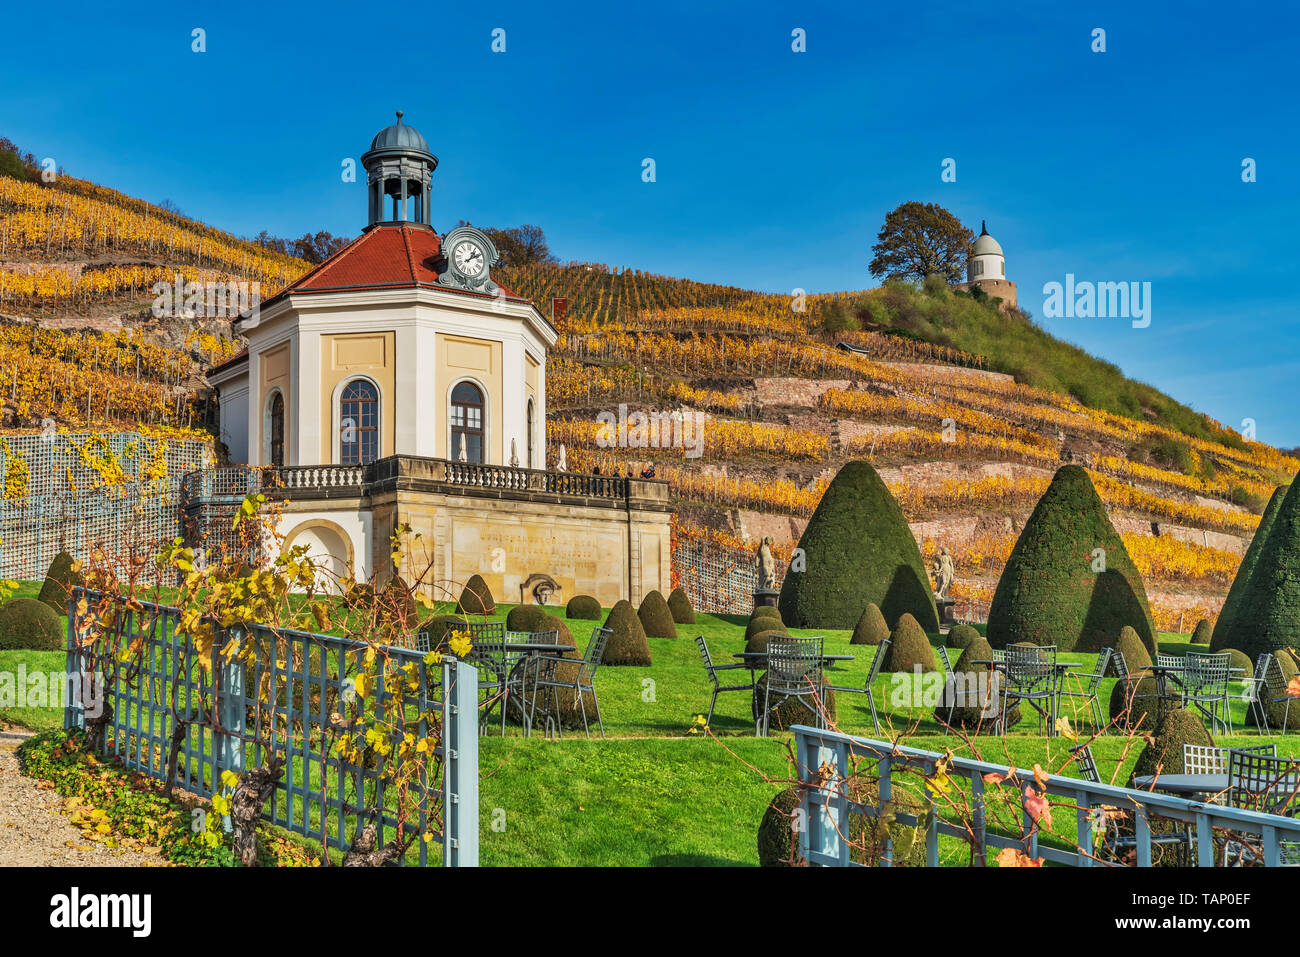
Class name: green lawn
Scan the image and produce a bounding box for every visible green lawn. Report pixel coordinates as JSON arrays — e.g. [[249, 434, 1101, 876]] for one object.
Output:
[[8, 588, 1300, 866]]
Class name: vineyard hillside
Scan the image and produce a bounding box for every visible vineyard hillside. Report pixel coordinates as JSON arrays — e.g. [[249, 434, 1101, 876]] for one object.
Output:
[[3, 157, 1293, 628]]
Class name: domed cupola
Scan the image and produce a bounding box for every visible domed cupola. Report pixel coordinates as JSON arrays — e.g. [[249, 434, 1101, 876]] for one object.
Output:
[[361, 111, 438, 229], [968, 220, 1005, 282]]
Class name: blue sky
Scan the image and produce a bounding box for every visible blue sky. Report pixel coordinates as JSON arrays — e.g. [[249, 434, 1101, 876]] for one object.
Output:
[[2, 1, 1297, 444]]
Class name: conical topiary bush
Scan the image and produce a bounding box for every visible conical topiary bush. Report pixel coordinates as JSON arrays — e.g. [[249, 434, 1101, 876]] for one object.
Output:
[[667, 587, 695, 624], [1189, 618, 1213, 646], [778, 461, 938, 631], [935, 636, 1018, 731], [1123, 708, 1214, 866], [850, 603, 890, 646], [757, 782, 925, 867], [637, 590, 678, 639], [506, 615, 597, 732], [1211, 484, 1288, 653], [600, 599, 652, 666], [885, 613, 936, 673], [1112, 624, 1153, 675], [37, 551, 82, 614], [986, 465, 1155, 653], [1245, 652, 1300, 730], [455, 574, 496, 616], [1222, 479, 1300, 661]]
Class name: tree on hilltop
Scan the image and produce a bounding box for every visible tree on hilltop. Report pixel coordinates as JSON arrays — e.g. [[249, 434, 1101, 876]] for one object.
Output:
[[869, 202, 973, 285]]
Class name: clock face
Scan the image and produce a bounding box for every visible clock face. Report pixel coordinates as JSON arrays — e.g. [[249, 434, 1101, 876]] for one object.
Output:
[[453, 240, 486, 278]]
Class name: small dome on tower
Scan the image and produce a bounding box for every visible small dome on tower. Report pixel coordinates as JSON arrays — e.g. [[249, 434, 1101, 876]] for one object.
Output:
[[368, 111, 433, 156], [971, 220, 1003, 257]]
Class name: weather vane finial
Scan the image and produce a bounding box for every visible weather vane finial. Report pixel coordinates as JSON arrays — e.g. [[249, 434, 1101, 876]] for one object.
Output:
[[396, 110, 404, 123]]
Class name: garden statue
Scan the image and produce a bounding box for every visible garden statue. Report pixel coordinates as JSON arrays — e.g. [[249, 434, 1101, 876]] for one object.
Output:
[[457, 433, 468, 463], [756, 536, 777, 591], [510, 438, 520, 468], [556, 443, 567, 472], [933, 546, 955, 600]]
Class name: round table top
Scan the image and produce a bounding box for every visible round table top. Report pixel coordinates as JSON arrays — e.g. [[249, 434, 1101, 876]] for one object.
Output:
[[477, 641, 578, 654], [1131, 773, 1229, 796], [732, 652, 854, 662], [971, 660, 1080, 671]]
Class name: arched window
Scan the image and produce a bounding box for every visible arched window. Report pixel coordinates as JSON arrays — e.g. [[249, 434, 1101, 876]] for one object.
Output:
[[450, 380, 485, 464], [526, 399, 536, 469], [269, 391, 285, 467], [339, 379, 379, 465]]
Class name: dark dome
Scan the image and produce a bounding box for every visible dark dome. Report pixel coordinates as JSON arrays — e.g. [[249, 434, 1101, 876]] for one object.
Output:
[[367, 111, 432, 156]]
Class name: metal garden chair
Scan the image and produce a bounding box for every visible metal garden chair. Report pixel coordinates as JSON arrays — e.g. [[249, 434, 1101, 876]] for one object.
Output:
[[1243, 653, 1275, 734], [504, 628, 559, 738], [1184, 743, 1276, 776], [1261, 654, 1298, 734], [695, 635, 754, 728], [1226, 750, 1300, 865], [757, 636, 825, 737], [526, 626, 612, 739], [468, 621, 505, 642], [1058, 647, 1112, 731], [1156, 653, 1182, 669], [827, 638, 891, 735], [472, 631, 533, 735], [1071, 743, 1194, 862], [1000, 644, 1060, 736], [1181, 652, 1233, 734], [937, 644, 955, 681]]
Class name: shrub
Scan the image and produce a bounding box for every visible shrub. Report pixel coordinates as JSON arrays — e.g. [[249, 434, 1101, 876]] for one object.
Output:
[[885, 614, 936, 673], [1223, 482, 1300, 660], [947, 623, 980, 651], [637, 590, 678, 639], [1190, 618, 1213, 646], [506, 604, 547, 632], [455, 574, 496, 616], [417, 614, 469, 649], [565, 595, 602, 620], [1223, 648, 1252, 676], [1109, 675, 1166, 732], [0, 598, 63, 651], [379, 576, 417, 629], [935, 637, 1018, 731], [600, 599, 652, 666], [745, 628, 791, 655], [745, 615, 783, 643], [1211, 484, 1288, 652], [778, 461, 938, 631], [38, 551, 81, 613], [667, 588, 695, 624], [986, 465, 1155, 653], [757, 782, 924, 867], [1113, 625, 1153, 675], [1131, 709, 1214, 781], [850, 603, 890, 646], [752, 674, 836, 729]]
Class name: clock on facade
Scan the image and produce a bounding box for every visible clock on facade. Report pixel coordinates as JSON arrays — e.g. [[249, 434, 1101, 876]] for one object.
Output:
[[439, 225, 501, 292]]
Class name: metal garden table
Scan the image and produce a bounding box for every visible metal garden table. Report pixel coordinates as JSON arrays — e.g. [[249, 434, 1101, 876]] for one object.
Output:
[[1132, 773, 1230, 798]]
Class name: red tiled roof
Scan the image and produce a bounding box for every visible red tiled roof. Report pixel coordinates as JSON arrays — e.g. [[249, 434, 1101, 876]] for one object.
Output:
[[208, 347, 248, 375], [263, 224, 520, 306]]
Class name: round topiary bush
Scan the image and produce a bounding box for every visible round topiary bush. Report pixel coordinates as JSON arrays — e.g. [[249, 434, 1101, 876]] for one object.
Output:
[[506, 604, 548, 632], [0, 598, 63, 651], [600, 599, 652, 666], [565, 595, 602, 620], [757, 782, 925, 867], [745, 615, 783, 643], [505, 615, 597, 732], [1108, 675, 1167, 732], [1212, 484, 1288, 653], [667, 587, 695, 624], [752, 675, 836, 730], [935, 636, 1019, 731], [850, 603, 890, 646], [946, 623, 980, 651], [455, 574, 496, 616], [417, 613, 469, 650], [637, 590, 678, 639], [986, 465, 1156, 653], [885, 613, 936, 673], [777, 461, 938, 631], [37, 551, 82, 614], [751, 605, 782, 622], [1190, 618, 1213, 647], [1112, 625, 1153, 675], [745, 628, 791, 655], [1223, 648, 1252, 677]]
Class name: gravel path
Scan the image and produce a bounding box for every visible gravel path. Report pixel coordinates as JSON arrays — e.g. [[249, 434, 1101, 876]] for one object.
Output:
[[0, 729, 165, 867]]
